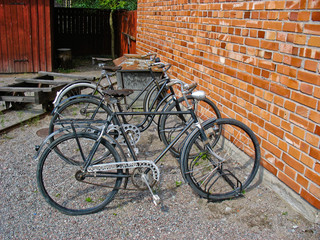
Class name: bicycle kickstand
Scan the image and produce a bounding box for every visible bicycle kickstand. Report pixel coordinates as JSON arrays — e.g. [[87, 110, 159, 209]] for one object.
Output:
[[141, 174, 161, 206]]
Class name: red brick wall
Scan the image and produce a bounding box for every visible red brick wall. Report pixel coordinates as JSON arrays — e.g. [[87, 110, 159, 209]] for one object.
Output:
[[136, 0, 320, 209]]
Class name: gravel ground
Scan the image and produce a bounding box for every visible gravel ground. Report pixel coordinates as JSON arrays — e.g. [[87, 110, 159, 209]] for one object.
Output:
[[0, 115, 319, 240], [1, 61, 319, 239]]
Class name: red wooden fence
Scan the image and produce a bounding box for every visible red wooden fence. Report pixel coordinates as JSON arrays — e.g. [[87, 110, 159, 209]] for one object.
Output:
[[0, 0, 52, 73]]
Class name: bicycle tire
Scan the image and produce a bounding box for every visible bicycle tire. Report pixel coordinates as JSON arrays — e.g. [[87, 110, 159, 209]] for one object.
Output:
[[37, 132, 123, 215], [54, 82, 103, 107], [158, 96, 221, 158], [180, 118, 260, 201]]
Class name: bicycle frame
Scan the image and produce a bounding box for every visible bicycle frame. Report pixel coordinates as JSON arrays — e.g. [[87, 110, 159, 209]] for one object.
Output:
[[78, 105, 207, 172]]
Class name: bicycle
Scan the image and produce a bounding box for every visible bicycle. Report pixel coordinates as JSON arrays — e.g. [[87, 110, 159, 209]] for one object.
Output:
[[48, 63, 221, 151], [35, 79, 260, 215]]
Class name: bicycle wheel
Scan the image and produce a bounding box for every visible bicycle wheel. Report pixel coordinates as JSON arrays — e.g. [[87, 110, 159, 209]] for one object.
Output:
[[37, 132, 123, 215], [180, 118, 260, 201], [49, 96, 112, 136], [54, 82, 103, 107], [158, 96, 221, 158]]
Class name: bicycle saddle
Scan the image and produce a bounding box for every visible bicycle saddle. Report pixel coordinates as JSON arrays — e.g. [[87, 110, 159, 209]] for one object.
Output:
[[102, 89, 134, 97]]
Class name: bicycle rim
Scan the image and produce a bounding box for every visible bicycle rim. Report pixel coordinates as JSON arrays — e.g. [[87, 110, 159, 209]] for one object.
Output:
[[180, 118, 260, 200], [37, 133, 123, 215]]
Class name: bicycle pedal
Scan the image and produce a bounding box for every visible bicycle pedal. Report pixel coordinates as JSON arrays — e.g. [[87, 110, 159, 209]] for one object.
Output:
[[152, 194, 161, 206]]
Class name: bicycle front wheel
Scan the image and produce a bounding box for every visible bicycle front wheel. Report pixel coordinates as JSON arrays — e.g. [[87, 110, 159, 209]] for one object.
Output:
[[180, 118, 260, 201], [49, 96, 111, 136], [37, 133, 123, 215]]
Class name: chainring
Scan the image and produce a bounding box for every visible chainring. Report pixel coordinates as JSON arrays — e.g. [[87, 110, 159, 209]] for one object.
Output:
[[131, 167, 156, 190]]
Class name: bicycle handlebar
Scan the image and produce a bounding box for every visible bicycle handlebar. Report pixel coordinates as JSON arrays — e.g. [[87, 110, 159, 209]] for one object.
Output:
[[167, 79, 197, 93], [150, 62, 171, 73]]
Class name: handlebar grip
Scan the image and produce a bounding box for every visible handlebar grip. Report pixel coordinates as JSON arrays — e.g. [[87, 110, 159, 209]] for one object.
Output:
[[166, 81, 176, 87], [184, 82, 197, 90]]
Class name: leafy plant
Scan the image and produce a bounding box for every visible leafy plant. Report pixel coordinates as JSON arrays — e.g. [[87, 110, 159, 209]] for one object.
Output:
[[85, 197, 93, 202], [175, 181, 182, 187]]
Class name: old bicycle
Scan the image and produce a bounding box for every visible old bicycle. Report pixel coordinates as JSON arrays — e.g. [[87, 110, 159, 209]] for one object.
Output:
[[35, 79, 260, 215]]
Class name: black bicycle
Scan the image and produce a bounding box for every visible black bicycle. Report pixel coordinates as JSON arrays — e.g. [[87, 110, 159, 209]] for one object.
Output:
[[35, 79, 260, 215]]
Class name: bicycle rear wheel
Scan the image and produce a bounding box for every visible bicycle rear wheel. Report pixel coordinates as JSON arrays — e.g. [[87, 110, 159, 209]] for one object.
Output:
[[158, 96, 221, 158], [37, 133, 123, 215], [180, 118, 260, 201]]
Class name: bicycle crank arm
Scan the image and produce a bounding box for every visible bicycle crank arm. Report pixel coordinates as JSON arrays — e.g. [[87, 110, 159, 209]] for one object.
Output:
[[141, 174, 161, 206]]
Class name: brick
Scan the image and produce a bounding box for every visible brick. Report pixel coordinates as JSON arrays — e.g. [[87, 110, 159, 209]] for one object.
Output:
[[300, 83, 314, 95], [283, 56, 302, 67], [261, 40, 279, 50], [273, 52, 283, 62], [246, 20, 263, 28], [284, 100, 296, 111], [304, 24, 320, 35], [308, 0, 320, 9], [301, 153, 315, 168], [278, 171, 301, 193], [277, 64, 297, 78], [261, 158, 278, 176], [296, 105, 309, 117], [245, 38, 259, 47], [277, 32, 287, 41], [310, 146, 320, 160], [262, 140, 282, 158], [289, 113, 309, 129], [301, 189, 320, 209], [283, 22, 303, 33], [309, 110, 320, 124], [297, 11, 311, 21], [312, 12, 320, 21], [282, 153, 305, 173], [279, 44, 299, 55], [280, 76, 299, 90], [292, 126, 305, 140], [253, 77, 270, 90], [304, 60, 318, 72], [297, 174, 309, 189], [249, 1, 265, 10], [265, 0, 286, 9], [270, 83, 291, 97], [310, 184, 320, 199], [315, 125, 320, 136], [284, 165, 297, 180], [293, 34, 307, 45], [308, 36, 320, 47], [316, 162, 320, 174], [263, 21, 282, 31], [306, 132, 320, 147], [279, 12, 289, 20], [265, 122, 284, 138], [285, 132, 301, 148], [305, 168, 320, 185], [297, 70, 320, 86], [258, 59, 275, 70]]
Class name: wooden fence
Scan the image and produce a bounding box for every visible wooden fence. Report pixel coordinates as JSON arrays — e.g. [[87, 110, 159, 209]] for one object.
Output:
[[53, 8, 137, 60], [53, 7, 114, 57]]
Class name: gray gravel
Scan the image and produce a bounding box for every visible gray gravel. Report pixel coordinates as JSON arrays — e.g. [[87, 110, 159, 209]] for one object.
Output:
[[0, 115, 319, 240]]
